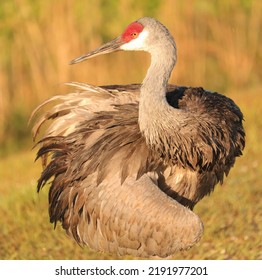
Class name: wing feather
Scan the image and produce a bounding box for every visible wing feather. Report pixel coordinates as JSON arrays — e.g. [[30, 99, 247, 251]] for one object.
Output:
[[31, 83, 244, 257]]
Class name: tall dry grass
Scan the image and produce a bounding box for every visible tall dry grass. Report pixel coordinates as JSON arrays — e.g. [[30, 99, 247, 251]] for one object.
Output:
[[0, 0, 261, 152]]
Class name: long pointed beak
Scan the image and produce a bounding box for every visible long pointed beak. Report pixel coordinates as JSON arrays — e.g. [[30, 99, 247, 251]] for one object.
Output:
[[69, 36, 123, 65]]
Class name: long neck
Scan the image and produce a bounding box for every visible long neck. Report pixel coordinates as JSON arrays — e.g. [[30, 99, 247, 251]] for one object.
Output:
[[139, 42, 177, 145]]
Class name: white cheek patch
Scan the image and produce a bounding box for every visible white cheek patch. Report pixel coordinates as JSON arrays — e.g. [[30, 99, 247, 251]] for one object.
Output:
[[120, 30, 149, 51]]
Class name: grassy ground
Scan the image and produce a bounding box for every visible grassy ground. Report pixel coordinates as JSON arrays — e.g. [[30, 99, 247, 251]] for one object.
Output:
[[0, 87, 261, 260]]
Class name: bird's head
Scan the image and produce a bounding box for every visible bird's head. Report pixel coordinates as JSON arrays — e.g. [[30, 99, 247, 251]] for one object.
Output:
[[69, 17, 175, 64]]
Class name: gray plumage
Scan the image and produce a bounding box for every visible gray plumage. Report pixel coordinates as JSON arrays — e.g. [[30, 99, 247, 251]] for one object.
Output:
[[31, 17, 245, 258]]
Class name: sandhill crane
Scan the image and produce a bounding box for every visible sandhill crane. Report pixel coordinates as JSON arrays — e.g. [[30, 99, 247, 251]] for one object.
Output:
[[31, 17, 245, 258]]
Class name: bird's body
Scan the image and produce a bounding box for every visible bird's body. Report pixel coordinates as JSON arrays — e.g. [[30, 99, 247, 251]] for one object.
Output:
[[31, 18, 245, 258]]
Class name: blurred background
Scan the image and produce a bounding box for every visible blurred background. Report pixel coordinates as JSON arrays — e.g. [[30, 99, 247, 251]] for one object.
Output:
[[0, 0, 261, 259]]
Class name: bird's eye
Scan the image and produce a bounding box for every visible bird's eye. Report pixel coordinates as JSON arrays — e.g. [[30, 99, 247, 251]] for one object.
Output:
[[131, 32, 138, 38]]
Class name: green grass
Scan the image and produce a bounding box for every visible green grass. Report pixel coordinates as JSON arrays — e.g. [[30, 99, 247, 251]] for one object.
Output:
[[0, 87, 261, 260]]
